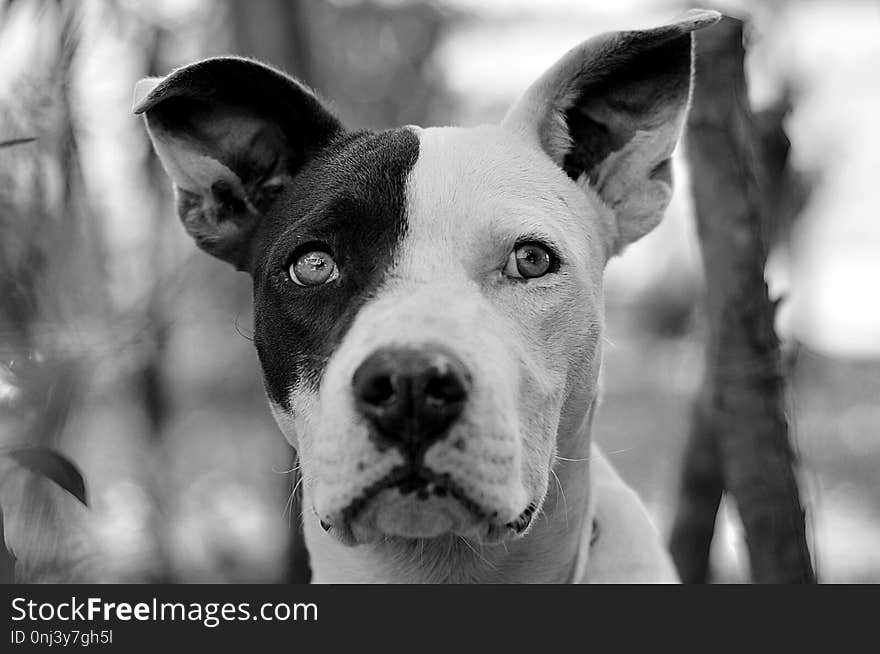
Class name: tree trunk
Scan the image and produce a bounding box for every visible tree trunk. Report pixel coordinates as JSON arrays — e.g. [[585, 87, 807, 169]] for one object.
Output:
[[668, 16, 815, 584]]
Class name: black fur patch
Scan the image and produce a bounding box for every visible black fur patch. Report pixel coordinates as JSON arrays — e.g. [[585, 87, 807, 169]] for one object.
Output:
[[250, 128, 419, 409]]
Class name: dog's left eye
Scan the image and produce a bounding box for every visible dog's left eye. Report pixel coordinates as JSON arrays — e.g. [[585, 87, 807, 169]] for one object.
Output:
[[503, 242, 557, 279], [288, 248, 339, 286]]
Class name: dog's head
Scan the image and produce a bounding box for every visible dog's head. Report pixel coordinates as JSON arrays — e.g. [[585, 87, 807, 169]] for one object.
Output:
[[135, 11, 718, 546]]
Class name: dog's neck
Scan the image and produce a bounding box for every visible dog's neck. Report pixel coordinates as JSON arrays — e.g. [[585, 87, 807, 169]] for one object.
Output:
[[303, 406, 595, 584]]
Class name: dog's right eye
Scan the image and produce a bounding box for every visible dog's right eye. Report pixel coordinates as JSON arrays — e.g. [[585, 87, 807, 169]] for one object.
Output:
[[288, 247, 339, 286]]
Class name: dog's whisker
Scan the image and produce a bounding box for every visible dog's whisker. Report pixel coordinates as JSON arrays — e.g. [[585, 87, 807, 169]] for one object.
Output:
[[282, 489, 296, 522], [556, 447, 632, 464], [284, 474, 305, 528], [272, 463, 302, 474], [550, 468, 569, 528], [233, 313, 255, 342], [457, 536, 496, 571]]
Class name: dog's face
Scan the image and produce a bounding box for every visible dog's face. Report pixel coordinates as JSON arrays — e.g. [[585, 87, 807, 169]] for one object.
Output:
[[135, 11, 717, 546], [258, 125, 608, 544]]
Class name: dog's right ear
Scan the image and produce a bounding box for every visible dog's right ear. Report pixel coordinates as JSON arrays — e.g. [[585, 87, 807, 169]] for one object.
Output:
[[133, 57, 343, 270], [502, 10, 720, 255]]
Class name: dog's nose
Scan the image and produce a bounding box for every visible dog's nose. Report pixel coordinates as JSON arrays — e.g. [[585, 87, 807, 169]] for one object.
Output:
[[352, 346, 470, 452]]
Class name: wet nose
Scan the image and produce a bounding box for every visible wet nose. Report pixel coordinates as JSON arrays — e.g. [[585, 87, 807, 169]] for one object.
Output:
[[352, 346, 470, 455]]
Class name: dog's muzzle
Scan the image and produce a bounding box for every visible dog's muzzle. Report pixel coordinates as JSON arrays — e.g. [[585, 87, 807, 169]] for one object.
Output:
[[333, 345, 483, 540], [352, 346, 471, 459]]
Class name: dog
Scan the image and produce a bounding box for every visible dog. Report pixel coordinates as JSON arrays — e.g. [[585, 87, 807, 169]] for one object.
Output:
[[133, 9, 720, 583]]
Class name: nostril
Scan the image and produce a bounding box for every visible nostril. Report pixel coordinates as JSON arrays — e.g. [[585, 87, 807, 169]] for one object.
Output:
[[360, 374, 396, 406], [424, 372, 467, 404]]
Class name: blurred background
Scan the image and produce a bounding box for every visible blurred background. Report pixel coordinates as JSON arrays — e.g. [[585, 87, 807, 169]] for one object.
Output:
[[0, 0, 878, 583]]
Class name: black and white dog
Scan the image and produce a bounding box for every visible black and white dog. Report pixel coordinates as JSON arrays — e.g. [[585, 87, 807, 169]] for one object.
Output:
[[134, 10, 719, 583]]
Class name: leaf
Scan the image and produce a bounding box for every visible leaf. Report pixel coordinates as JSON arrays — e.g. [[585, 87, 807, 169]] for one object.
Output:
[[4, 447, 88, 506]]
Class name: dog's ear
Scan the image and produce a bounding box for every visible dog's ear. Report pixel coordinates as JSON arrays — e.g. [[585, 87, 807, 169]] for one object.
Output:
[[133, 57, 343, 270], [502, 10, 720, 254]]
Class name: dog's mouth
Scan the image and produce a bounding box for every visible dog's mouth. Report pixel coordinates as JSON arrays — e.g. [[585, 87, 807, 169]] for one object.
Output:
[[342, 466, 483, 523], [326, 465, 537, 543]]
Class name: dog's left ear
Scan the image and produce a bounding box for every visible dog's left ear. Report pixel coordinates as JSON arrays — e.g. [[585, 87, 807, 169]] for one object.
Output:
[[502, 10, 720, 254]]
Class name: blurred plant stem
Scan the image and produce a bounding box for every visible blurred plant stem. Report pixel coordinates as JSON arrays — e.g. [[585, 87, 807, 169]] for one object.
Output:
[[230, 0, 314, 83], [668, 15, 814, 584]]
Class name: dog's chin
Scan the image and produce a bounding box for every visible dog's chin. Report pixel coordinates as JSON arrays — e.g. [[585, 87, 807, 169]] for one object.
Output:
[[350, 489, 481, 542], [324, 490, 538, 547]]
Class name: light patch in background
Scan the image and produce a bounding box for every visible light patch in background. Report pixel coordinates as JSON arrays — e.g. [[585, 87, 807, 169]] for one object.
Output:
[[813, 486, 880, 582], [763, 2, 880, 356], [438, 0, 880, 357], [167, 476, 289, 582]]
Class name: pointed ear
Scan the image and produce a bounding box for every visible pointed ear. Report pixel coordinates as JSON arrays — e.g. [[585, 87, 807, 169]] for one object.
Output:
[[502, 10, 720, 254], [133, 57, 343, 270]]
